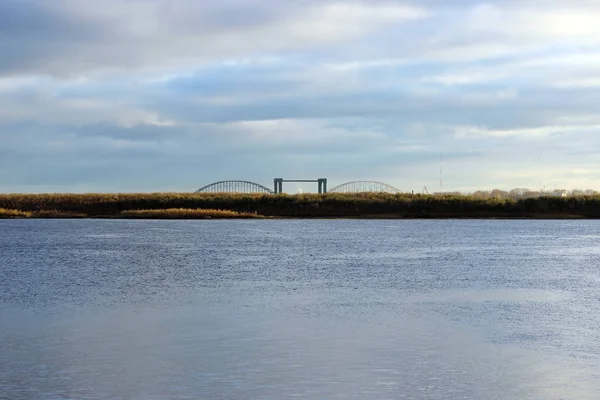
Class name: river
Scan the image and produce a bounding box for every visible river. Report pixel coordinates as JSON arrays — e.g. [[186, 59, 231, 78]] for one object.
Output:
[[1, 219, 599, 399]]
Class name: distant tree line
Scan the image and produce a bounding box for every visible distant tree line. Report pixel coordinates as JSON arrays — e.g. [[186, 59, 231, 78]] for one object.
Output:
[[435, 188, 598, 200]]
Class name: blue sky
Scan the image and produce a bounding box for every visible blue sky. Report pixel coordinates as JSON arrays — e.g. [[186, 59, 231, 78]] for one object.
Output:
[[1, 0, 600, 193]]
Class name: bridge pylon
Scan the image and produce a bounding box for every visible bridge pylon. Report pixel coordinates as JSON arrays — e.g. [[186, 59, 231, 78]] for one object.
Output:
[[274, 178, 327, 194]]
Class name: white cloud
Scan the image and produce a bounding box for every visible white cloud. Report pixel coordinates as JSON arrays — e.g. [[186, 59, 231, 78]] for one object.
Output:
[[453, 124, 600, 140], [553, 78, 600, 89], [467, 4, 600, 40], [0, 1, 427, 77], [424, 72, 509, 86], [409, 3, 600, 64], [295, 3, 426, 37], [212, 118, 387, 146]]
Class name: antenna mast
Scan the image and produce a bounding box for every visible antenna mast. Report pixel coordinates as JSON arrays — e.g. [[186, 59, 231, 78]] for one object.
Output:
[[440, 153, 443, 191]]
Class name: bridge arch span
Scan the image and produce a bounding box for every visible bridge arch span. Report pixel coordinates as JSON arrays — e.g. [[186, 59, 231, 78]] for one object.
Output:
[[328, 181, 402, 194], [195, 180, 274, 194]]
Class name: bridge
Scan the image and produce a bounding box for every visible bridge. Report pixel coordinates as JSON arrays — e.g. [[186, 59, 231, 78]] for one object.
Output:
[[328, 181, 402, 194], [195, 179, 402, 194], [195, 181, 274, 194]]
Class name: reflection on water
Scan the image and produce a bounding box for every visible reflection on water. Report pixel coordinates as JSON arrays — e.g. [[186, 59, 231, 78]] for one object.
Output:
[[1, 220, 599, 399]]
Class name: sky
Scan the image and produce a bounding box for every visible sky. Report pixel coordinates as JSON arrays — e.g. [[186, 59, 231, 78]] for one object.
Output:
[[1, 0, 600, 193]]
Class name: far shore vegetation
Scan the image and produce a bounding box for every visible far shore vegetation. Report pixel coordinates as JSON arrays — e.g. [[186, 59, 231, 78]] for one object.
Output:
[[1, 191, 600, 219], [120, 208, 263, 219]]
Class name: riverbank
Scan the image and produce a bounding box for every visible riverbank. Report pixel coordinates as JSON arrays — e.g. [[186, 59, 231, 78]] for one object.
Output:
[[1, 193, 600, 219]]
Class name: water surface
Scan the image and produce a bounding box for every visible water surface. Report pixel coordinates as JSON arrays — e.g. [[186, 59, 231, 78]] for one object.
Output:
[[1, 220, 599, 399]]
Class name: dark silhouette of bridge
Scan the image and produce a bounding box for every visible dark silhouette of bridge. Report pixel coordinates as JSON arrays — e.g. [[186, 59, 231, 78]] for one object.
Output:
[[195, 181, 274, 194], [328, 181, 401, 193], [195, 179, 402, 194]]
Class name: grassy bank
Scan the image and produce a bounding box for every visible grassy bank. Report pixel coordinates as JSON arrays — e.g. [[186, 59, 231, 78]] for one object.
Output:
[[1, 193, 600, 219], [0, 208, 88, 219], [119, 208, 263, 219], [0, 208, 31, 218]]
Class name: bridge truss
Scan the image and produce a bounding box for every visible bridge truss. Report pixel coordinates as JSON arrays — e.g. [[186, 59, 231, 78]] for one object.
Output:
[[328, 181, 402, 194], [195, 180, 274, 194]]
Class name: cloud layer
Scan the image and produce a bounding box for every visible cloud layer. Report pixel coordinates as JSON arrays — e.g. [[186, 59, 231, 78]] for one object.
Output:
[[1, 0, 600, 192]]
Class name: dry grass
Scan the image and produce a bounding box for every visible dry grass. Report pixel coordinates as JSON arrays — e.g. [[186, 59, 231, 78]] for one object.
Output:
[[32, 210, 88, 218], [0, 208, 32, 218], [119, 208, 263, 219], [0, 192, 599, 218], [0, 208, 88, 218]]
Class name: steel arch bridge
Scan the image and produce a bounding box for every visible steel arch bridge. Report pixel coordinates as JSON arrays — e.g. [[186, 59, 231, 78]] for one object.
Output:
[[328, 181, 402, 194], [195, 180, 274, 194]]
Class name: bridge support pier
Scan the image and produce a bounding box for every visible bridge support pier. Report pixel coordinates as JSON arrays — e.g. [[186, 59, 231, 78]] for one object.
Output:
[[274, 178, 283, 194], [318, 179, 327, 194]]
